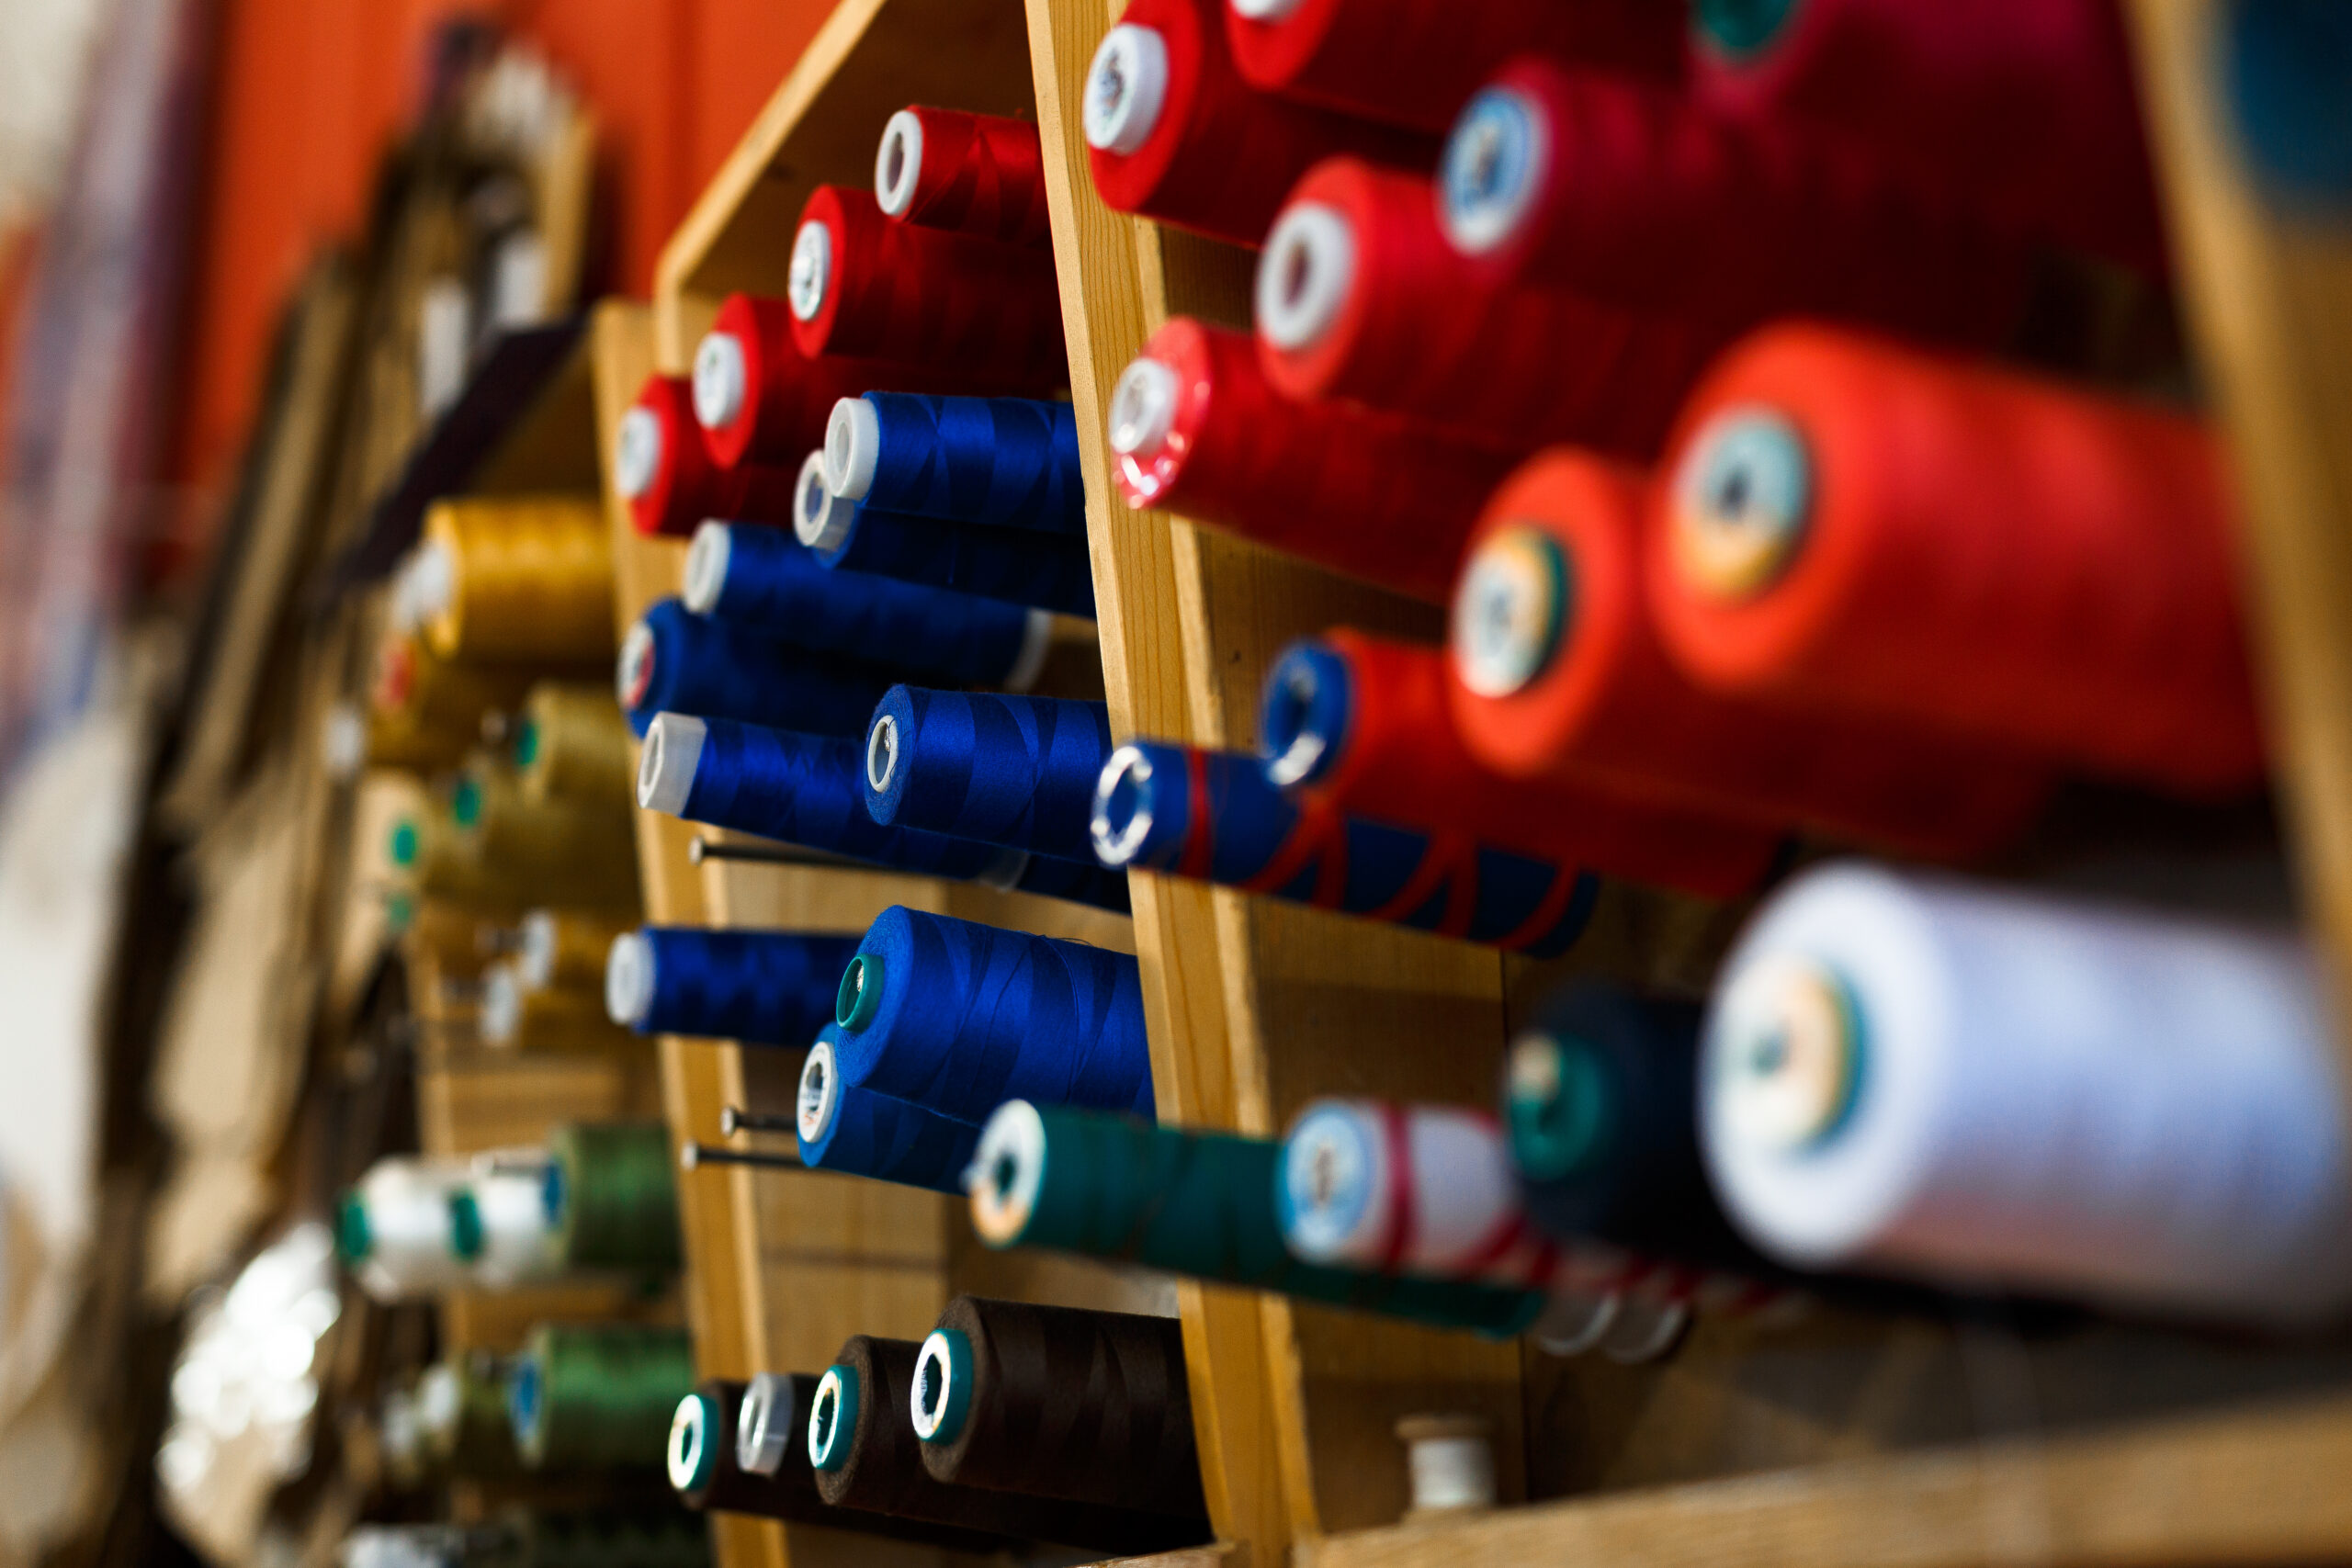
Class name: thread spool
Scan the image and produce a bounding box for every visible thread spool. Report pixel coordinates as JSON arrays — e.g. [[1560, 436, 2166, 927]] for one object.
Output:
[[1091, 739, 1598, 956], [413, 1352, 524, 1476], [672, 1382, 763, 1512], [865, 687, 1112, 864], [450, 1159, 564, 1289], [1446, 448, 2052, 859], [912, 1295, 1209, 1529], [371, 634, 536, 761], [1081, 0, 1437, 244], [1648, 326, 2259, 796], [389, 804, 516, 913], [617, 374, 803, 536], [508, 1323, 695, 1471], [606, 927, 859, 1043], [481, 962, 634, 1052], [452, 761, 641, 909], [635, 714, 1132, 913], [1437, 59, 2037, 349], [546, 1122, 684, 1274], [682, 522, 1052, 691], [339, 1157, 472, 1301], [1107, 317, 1511, 603], [514, 684, 636, 811], [1395, 1415, 1497, 1517], [1688, 0, 2164, 273], [830, 906, 1155, 1122], [1255, 157, 1724, 457], [1702, 863, 2352, 1324], [876, 107, 1053, 248], [619, 597, 900, 740], [795, 454, 1099, 618], [968, 1100, 1544, 1335], [786, 185, 1065, 386], [518, 909, 637, 993], [420, 497, 616, 663], [1225, 0, 1679, 134], [824, 393, 1087, 536], [797, 1035, 984, 1192], [1261, 630, 1779, 897], [717, 1372, 1004, 1546]]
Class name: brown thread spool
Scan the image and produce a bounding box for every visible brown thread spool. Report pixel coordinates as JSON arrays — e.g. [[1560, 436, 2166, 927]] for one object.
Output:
[[456, 761, 640, 910], [423, 496, 616, 665], [913, 1296, 1209, 1529], [516, 682, 636, 811]]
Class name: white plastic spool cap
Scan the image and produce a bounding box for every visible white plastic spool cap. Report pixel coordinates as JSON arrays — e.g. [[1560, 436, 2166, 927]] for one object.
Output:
[[866, 713, 900, 794], [479, 966, 523, 1045], [1451, 525, 1565, 699], [1277, 1102, 1383, 1265], [1084, 25, 1170, 155], [405, 539, 458, 626], [1004, 609, 1056, 694], [322, 704, 368, 779], [968, 1100, 1048, 1244], [1256, 202, 1356, 353], [615, 406, 663, 499], [1228, 0, 1306, 18], [1089, 743, 1158, 866], [667, 1393, 709, 1492], [1106, 356, 1180, 460], [1439, 86, 1546, 256], [737, 1373, 794, 1475], [605, 931, 655, 1029], [797, 1040, 842, 1144], [1711, 953, 1863, 1159], [616, 620, 657, 709], [682, 522, 732, 614], [794, 450, 854, 551], [516, 911, 560, 990], [787, 220, 832, 322], [824, 397, 881, 501], [1396, 1414, 1498, 1517], [638, 713, 709, 816], [876, 109, 924, 217], [693, 331, 750, 431]]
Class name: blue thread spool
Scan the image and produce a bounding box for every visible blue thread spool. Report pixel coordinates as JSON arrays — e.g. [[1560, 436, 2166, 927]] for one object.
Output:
[[637, 713, 1132, 913], [619, 597, 899, 739], [865, 688, 1113, 865], [794, 454, 1096, 618], [824, 393, 1088, 536], [1089, 739, 1597, 956], [831, 906, 1154, 1123], [797, 1032, 984, 1192], [682, 522, 1053, 691], [605, 927, 860, 1044]]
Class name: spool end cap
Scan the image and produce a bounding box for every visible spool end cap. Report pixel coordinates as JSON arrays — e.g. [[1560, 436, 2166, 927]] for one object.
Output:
[[639, 713, 709, 816], [692, 332, 750, 432], [1452, 524, 1569, 699], [787, 220, 832, 322], [968, 1100, 1048, 1246], [1107, 356, 1181, 461], [1276, 1100, 1381, 1265], [809, 1365, 858, 1471], [682, 522, 732, 615], [669, 1393, 719, 1494], [738, 1373, 795, 1475], [794, 450, 854, 551], [910, 1328, 975, 1444], [615, 405, 663, 499], [1257, 202, 1356, 354], [824, 398, 881, 502], [1090, 744, 1159, 866], [1084, 25, 1170, 155], [605, 931, 656, 1030], [876, 109, 924, 216], [1710, 953, 1864, 1157], [1441, 86, 1545, 257], [797, 1040, 842, 1145], [1669, 407, 1815, 601], [835, 953, 885, 1031], [1261, 640, 1351, 789]]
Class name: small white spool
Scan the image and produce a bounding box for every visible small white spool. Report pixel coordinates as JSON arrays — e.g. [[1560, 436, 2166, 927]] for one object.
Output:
[[875, 109, 925, 218], [823, 397, 881, 501], [682, 522, 732, 614], [693, 331, 750, 432], [1083, 26, 1170, 156], [605, 931, 656, 1029], [1396, 1414, 1496, 1518], [462, 1156, 561, 1289], [614, 406, 663, 500], [347, 1158, 473, 1302], [638, 713, 707, 817]]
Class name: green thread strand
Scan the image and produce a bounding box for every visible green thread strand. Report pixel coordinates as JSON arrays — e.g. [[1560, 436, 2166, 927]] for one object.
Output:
[[548, 1122, 684, 1274]]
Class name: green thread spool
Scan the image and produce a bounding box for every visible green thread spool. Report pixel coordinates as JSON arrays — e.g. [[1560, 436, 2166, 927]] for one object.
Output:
[[415, 1351, 525, 1478], [507, 1323, 695, 1472], [547, 1122, 684, 1274], [469, 1506, 711, 1568], [969, 1102, 1544, 1337]]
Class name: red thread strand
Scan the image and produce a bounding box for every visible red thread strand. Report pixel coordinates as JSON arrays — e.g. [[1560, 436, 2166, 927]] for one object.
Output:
[[887, 107, 1054, 248], [626, 375, 801, 538]]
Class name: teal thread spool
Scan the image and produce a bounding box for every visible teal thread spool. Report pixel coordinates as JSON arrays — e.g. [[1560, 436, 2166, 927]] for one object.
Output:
[[508, 1323, 696, 1472], [546, 1122, 684, 1274]]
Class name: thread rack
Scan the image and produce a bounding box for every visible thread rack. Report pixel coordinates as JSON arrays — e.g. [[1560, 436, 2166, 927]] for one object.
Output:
[[606, 0, 2352, 1564]]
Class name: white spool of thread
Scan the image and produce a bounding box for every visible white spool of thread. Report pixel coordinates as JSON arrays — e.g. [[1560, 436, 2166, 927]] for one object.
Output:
[[345, 1157, 473, 1302], [1702, 862, 2352, 1324], [1396, 1414, 1496, 1517], [459, 1153, 562, 1290]]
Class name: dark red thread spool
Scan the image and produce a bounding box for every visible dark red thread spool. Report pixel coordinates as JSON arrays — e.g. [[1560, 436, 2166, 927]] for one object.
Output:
[[1254, 157, 1724, 457], [1225, 0, 1682, 135], [1447, 448, 2050, 861], [876, 107, 1053, 249], [1108, 317, 1513, 602], [1081, 0, 1436, 246], [1646, 325, 2260, 797], [617, 375, 802, 538], [786, 185, 1068, 388]]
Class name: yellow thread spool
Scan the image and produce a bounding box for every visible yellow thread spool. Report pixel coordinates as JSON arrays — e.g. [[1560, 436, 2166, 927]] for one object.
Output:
[[422, 496, 616, 665], [392, 896, 498, 978], [515, 683, 636, 811], [456, 761, 640, 911]]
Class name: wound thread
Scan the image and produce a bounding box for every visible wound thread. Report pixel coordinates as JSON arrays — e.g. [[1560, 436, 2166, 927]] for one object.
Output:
[[797, 1033, 984, 1192], [449, 761, 642, 910], [421, 497, 617, 663], [827, 392, 1088, 536], [605, 926, 860, 1043], [864, 687, 1113, 864], [808, 494, 1096, 618], [546, 1122, 684, 1274], [620, 597, 899, 740], [622, 374, 803, 536], [507, 1323, 695, 1472], [877, 107, 1053, 248], [515, 682, 637, 812]]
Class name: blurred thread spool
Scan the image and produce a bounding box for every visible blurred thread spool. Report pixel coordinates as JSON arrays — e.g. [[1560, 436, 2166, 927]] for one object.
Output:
[[912, 1295, 1210, 1529], [1649, 325, 2260, 795], [419, 497, 616, 664], [831, 906, 1155, 1122], [1255, 157, 1724, 456], [1260, 630, 1781, 897], [1107, 317, 1511, 603], [480, 962, 635, 1053], [1091, 739, 1599, 955], [413, 1352, 525, 1477], [1396, 1414, 1497, 1517], [865, 687, 1114, 864], [339, 1157, 471, 1301], [786, 185, 1066, 385], [796, 454, 1099, 617], [518, 908, 638, 993], [390, 796, 526, 914], [824, 392, 1088, 536], [514, 683, 636, 811], [967, 1100, 1545, 1336], [398, 897, 496, 979], [876, 107, 1053, 248], [1225, 0, 1679, 133], [672, 1382, 766, 1512], [606, 927, 860, 1043], [1437, 59, 2037, 347], [371, 633, 536, 766], [682, 522, 1052, 691], [1446, 449, 2051, 860], [616, 374, 802, 536], [452, 762, 640, 909], [797, 1035, 985, 1193], [547, 1122, 684, 1274], [450, 1158, 564, 1289], [1702, 863, 2352, 1324], [619, 597, 900, 740], [636, 714, 1133, 913], [470, 1510, 710, 1568], [508, 1323, 696, 1472], [1081, 0, 1437, 244]]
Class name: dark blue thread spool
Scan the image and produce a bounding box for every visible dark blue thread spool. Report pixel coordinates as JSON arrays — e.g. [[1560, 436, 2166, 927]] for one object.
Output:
[[620, 597, 900, 739], [684, 522, 1048, 690], [825, 393, 1089, 536], [605, 926, 860, 1044], [830, 906, 1155, 1123], [1088, 739, 1597, 956], [797, 1030, 984, 1192], [796, 453, 1096, 618], [864, 687, 1113, 864]]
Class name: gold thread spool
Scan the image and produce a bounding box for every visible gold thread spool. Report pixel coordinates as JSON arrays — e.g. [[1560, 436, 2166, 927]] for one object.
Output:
[[392, 896, 498, 978], [515, 682, 636, 811], [481, 961, 635, 1053], [390, 799, 528, 915], [424, 496, 616, 664], [517, 908, 636, 993], [374, 632, 537, 746], [457, 760, 640, 910]]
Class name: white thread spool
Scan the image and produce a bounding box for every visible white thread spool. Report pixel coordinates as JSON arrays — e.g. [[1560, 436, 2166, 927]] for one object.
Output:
[[1396, 1414, 1496, 1518], [345, 1157, 472, 1302], [460, 1153, 562, 1289], [1702, 862, 2352, 1324]]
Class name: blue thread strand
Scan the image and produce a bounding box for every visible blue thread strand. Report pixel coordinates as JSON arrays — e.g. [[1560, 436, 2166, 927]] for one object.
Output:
[[799, 1027, 985, 1192], [832, 907, 1155, 1122], [628, 927, 859, 1044], [625, 598, 898, 739], [818, 505, 1096, 618], [865, 687, 1112, 863], [856, 393, 1089, 536]]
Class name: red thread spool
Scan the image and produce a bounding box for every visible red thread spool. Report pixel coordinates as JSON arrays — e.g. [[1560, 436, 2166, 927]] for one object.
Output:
[[785, 185, 1067, 387], [1081, 0, 1436, 246], [1447, 449, 2049, 860], [617, 375, 801, 538], [1225, 0, 1681, 135], [1108, 317, 1512, 602], [1441, 59, 2036, 350], [876, 107, 1053, 249], [1646, 325, 2259, 796], [1269, 627, 1780, 898], [1689, 0, 2163, 273], [1254, 157, 1724, 457]]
